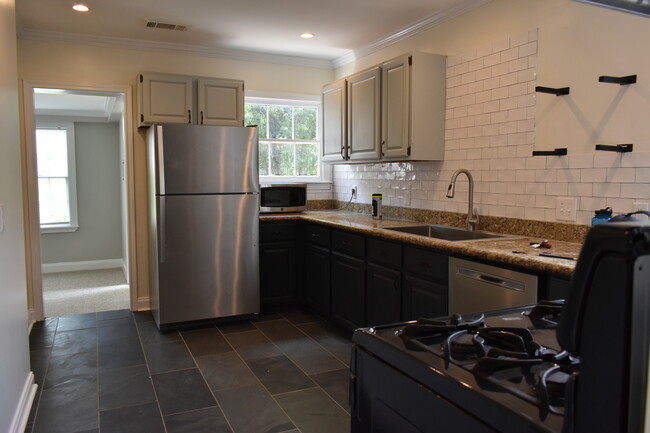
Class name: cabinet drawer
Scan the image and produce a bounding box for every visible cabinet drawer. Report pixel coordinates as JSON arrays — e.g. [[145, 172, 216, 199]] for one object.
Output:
[[403, 247, 448, 282], [260, 222, 296, 242], [367, 238, 401, 268], [332, 230, 365, 258], [305, 224, 330, 247]]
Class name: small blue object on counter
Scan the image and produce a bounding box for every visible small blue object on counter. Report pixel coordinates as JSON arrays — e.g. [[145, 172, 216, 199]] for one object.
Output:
[[592, 207, 612, 225]]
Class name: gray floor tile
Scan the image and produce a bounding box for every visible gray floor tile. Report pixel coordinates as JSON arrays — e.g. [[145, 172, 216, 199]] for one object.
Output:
[[44, 351, 97, 390], [51, 328, 97, 357], [247, 355, 315, 395], [257, 312, 284, 322], [29, 326, 56, 349], [56, 313, 97, 332], [181, 328, 232, 356], [100, 402, 165, 433], [30, 349, 51, 386], [33, 381, 98, 433], [281, 309, 324, 325], [218, 321, 257, 334], [310, 368, 350, 412], [275, 388, 350, 433], [164, 407, 233, 433], [224, 330, 283, 362], [97, 309, 132, 321], [195, 351, 258, 391], [143, 340, 196, 374], [215, 384, 295, 433], [99, 364, 155, 410], [298, 322, 352, 366], [98, 337, 145, 370], [137, 320, 182, 345], [133, 310, 154, 323], [257, 320, 346, 374], [152, 368, 216, 415], [97, 317, 139, 344]]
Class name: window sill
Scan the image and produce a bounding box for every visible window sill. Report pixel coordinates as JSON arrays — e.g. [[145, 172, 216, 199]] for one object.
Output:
[[40, 224, 79, 234]]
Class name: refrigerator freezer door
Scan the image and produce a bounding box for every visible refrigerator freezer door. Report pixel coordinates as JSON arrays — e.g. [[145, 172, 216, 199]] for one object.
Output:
[[153, 193, 260, 325], [153, 123, 259, 195]]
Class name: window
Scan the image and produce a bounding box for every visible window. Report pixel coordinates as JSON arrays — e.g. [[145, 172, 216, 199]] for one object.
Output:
[[35, 122, 79, 233], [245, 95, 326, 183]]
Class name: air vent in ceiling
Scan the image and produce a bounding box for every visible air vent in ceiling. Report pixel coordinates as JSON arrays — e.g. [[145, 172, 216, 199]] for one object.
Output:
[[146, 21, 187, 31]]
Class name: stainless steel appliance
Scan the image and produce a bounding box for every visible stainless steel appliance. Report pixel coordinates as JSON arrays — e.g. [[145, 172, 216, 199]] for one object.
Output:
[[259, 183, 307, 213], [147, 123, 259, 329], [352, 222, 650, 433], [449, 257, 538, 314]]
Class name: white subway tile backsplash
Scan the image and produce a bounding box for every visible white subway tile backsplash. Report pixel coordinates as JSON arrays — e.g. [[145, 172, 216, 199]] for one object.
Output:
[[620, 183, 650, 199], [621, 152, 650, 168], [501, 47, 519, 63], [510, 32, 530, 47], [606, 167, 636, 183], [637, 168, 650, 182], [593, 152, 621, 168], [491, 38, 510, 53], [593, 183, 621, 198], [518, 41, 537, 57]]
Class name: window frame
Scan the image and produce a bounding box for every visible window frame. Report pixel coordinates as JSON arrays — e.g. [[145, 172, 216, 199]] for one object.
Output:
[[35, 121, 79, 234], [245, 92, 331, 185]]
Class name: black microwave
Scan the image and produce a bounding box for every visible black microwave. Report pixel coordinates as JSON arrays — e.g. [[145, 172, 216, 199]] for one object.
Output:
[[259, 183, 307, 213]]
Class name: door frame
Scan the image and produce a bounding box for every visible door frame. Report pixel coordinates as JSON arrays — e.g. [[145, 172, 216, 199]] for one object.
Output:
[[21, 80, 139, 322]]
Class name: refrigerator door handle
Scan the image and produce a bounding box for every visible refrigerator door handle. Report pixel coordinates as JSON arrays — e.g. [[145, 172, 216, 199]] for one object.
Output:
[[159, 196, 166, 263], [157, 126, 166, 195]]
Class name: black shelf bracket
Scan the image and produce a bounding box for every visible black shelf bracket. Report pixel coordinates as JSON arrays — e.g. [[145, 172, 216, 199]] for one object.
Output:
[[535, 86, 570, 96], [598, 75, 637, 85], [595, 144, 633, 153], [532, 148, 568, 156]]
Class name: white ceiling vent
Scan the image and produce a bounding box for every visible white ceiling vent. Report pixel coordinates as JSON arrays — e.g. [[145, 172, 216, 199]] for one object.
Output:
[[146, 21, 187, 31]]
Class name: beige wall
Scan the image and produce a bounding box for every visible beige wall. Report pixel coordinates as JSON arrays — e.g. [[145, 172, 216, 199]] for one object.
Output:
[[0, 0, 31, 430], [17, 39, 334, 304]]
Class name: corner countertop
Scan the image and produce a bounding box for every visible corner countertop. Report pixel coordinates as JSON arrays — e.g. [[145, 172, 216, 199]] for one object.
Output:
[[260, 211, 581, 277]]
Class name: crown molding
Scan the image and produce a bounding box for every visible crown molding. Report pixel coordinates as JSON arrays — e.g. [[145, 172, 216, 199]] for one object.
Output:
[[18, 28, 335, 69], [332, 0, 493, 68]]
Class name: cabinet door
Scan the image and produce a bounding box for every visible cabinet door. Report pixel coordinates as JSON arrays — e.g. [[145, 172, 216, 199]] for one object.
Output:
[[139, 72, 193, 126], [322, 79, 347, 162], [197, 78, 244, 126], [402, 274, 448, 321], [331, 253, 365, 331], [259, 241, 295, 308], [347, 67, 381, 161], [366, 264, 401, 325], [381, 55, 410, 158], [304, 243, 331, 318]]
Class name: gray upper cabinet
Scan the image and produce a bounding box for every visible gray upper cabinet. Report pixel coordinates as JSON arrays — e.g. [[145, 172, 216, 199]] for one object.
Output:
[[321, 52, 446, 163], [196, 78, 244, 126], [347, 66, 382, 161], [138, 72, 244, 127], [321, 78, 347, 162]]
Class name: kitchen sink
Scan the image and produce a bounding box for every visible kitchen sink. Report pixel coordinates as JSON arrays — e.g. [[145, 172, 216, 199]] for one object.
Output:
[[383, 224, 508, 241]]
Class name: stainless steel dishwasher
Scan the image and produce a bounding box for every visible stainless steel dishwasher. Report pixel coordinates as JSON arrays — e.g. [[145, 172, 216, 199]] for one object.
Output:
[[448, 257, 538, 314]]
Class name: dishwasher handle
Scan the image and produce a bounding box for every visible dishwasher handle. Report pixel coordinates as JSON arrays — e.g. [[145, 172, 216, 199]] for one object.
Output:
[[457, 266, 525, 292]]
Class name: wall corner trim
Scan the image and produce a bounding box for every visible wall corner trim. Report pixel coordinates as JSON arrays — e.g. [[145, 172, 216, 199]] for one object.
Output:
[[9, 372, 37, 433]]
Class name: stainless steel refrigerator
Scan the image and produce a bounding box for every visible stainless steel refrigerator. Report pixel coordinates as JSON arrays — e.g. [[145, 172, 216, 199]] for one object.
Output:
[[147, 123, 259, 329]]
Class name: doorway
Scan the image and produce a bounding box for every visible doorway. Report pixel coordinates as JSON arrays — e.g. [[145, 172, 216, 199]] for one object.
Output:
[[22, 82, 138, 322]]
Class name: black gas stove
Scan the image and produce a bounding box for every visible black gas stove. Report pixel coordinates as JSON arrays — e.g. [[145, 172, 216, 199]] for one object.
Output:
[[351, 222, 650, 433]]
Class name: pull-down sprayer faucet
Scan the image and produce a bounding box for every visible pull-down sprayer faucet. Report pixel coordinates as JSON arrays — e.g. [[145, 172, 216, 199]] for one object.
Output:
[[446, 169, 479, 231]]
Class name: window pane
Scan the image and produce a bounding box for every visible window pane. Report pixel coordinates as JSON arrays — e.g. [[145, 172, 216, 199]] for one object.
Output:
[[259, 142, 269, 176], [38, 177, 70, 224], [270, 142, 294, 176], [36, 129, 68, 177], [245, 104, 268, 138], [295, 143, 319, 176], [294, 108, 317, 140], [269, 106, 292, 139]]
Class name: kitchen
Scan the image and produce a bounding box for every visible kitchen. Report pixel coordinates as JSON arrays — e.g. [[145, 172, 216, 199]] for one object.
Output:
[[1, 0, 650, 432]]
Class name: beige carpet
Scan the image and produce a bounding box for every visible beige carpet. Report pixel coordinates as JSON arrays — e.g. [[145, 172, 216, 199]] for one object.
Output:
[[43, 268, 130, 317]]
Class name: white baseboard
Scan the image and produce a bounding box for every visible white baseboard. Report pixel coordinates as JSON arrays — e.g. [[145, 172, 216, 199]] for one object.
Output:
[[135, 297, 150, 311], [9, 372, 37, 433], [41, 258, 124, 274]]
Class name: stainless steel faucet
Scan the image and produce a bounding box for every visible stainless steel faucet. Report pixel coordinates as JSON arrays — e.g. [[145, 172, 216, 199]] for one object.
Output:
[[446, 169, 479, 231]]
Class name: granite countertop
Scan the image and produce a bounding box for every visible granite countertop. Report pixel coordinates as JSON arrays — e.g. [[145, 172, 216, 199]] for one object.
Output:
[[260, 211, 581, 277]]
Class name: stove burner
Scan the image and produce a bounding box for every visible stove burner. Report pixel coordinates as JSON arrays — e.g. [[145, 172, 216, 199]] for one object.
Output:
[[398, 313, 485, 338], [524, 299, 564, 328]]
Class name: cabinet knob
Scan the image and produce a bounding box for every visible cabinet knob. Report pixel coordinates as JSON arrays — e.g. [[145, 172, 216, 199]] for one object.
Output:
[[311, 233, 320, 238], [200, 110, 204, 125], [188, 110, 192, 124]]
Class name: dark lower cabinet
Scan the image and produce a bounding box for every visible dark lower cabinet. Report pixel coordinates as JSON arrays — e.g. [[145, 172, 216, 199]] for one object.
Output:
[[366, 264, 401, 325], [304, 242, 331, 318], [259, 242, 296, 308], [402, 273, 448, 321], [331, 253, 365, 331]]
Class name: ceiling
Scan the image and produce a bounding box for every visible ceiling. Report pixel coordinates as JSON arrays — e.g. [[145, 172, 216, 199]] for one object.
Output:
[[16, 0, 491, 68]]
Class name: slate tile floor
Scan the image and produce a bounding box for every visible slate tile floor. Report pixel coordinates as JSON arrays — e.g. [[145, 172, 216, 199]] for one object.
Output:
[[27, 308, 352, 433]]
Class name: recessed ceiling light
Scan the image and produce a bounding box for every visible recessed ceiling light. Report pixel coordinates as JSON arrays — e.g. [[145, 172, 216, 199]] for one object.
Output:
[[72, 4, 89, 12], [300, 32, 315, 39]]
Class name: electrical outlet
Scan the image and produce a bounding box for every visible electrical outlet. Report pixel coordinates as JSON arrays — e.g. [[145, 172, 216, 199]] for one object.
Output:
[[556, 197, 577, 222], [352, 186, 357, 200]]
